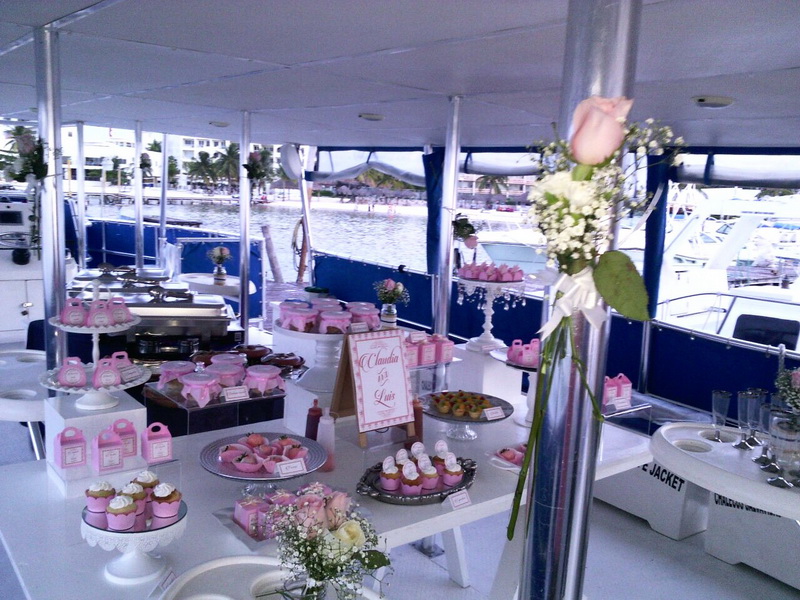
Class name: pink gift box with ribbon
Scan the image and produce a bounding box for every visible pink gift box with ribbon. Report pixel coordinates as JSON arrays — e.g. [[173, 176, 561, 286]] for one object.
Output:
[[178, 372, 221, 407], [243, 365, 285, 395]]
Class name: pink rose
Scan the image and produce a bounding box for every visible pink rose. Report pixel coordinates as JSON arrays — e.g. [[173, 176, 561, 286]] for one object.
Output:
[[464, 234, 479, 250], [570, 96, 633, 165], [325, 491, 352, 529], [384, 279, 396, 291], [294, 494, 327, 535]]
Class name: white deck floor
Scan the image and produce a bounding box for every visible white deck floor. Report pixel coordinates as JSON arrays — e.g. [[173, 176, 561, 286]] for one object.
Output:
[[0, 417, 797, 600]]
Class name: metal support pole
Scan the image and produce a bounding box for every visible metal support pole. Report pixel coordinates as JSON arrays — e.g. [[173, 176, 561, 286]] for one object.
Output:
[[523, 2, 642, 600], [75, 121, 87, 271], [158, 132, 169, 269], [297, 145, 316, 286], [239, 111, 251, 337], [134, 120, 144, 271], [34, 26, 66, 369], [433, 95, 462, 337]]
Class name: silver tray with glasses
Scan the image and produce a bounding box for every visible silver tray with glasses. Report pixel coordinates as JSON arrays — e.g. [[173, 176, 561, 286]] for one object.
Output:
[[199, 432, 326, 482], [356, 458, 476, 505]]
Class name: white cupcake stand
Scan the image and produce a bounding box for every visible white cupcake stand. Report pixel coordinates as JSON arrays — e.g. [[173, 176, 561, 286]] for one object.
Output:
[[81, 503, 188, 585], [456, 280, 525, 352]]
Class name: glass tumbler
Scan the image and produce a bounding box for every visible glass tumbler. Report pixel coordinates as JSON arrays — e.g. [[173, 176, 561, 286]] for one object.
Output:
[[733, 390, 754, 450], [767, 414, 799, 488]]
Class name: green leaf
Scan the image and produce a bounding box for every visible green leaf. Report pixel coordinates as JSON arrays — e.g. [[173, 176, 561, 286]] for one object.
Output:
[[359, 550, 390, 570], [594, 251, 650, 321]]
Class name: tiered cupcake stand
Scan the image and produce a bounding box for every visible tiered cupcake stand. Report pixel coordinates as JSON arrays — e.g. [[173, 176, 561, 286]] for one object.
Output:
[[40, 316, 150, 411], [81, 502, 188, 585], [456, 280, 525, 352]]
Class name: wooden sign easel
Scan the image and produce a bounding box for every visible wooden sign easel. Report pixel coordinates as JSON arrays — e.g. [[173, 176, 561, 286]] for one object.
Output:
[[331, 328, 415, 448]]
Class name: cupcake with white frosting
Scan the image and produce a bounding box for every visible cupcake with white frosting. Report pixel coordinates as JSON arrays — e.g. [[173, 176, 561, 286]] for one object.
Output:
[[151, 482, 182, 517], [105, 495, 137, 531], [85, 480, 115, 513]]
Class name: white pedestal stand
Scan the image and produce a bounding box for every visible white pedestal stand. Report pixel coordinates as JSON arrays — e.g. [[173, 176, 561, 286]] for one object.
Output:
[[274, 326, 344, 394], [489, 348, 538, 427], [81, 503, 187, 585], [45, 316, 147, 411], [456, 280, 525, 352]]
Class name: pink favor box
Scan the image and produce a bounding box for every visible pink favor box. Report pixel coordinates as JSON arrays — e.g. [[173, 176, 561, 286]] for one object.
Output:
[[109, 418, 137, 457], [142, 422, 173, 463], [54, 426, 87, 469], [92, 430, 125, 474]]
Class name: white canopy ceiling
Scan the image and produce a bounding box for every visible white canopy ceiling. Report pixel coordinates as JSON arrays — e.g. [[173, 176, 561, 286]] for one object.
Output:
[[0, 0, 798, 149]]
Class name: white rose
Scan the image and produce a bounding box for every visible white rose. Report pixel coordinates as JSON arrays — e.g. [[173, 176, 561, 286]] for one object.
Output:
[[333, 519, 367, 549]]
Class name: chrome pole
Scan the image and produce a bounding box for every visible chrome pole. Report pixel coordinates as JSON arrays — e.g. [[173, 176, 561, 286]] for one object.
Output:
[[239, 111, 251, 337], [75, 121, 87, 271], [297, 145, 316, 286], [134, 120, 144, 271], [158, 132, 168, 269], [34, 26, 66, 369], [522, 2, 642, 599], [433, 95, 462, 336]]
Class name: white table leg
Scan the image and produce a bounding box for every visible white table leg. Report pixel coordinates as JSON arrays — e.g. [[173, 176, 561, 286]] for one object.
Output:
[[441, 527, 469, 588]]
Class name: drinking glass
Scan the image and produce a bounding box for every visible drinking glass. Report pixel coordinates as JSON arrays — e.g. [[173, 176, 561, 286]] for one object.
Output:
[[766, 414, 799, 488], [745, 388, 768, 446], [733, 390, 754, 449], [710, 390, 731, 442]]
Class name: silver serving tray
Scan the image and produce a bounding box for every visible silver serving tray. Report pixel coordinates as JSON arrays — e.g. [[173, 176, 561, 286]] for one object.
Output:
[[420, 391, 514, 424], [199, 433, 326, 482], [356, 458, 477, 505]]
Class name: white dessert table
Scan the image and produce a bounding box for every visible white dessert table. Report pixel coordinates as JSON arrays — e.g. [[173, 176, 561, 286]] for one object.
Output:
[[0, 349, 47, 459], [178, 273, 256, 301], [0, 406, 651, 600], [650, 422, 800, 520]]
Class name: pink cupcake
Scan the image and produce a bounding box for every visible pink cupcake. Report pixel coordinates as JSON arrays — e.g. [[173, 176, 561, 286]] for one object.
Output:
[[418, 456, 440, 490], [442, 452, 464, 487], [400, 462, 422, 495], [379, 456, 401, 492], [105, 495, 137, 531], [151, 483, 181, 518], [432, 440, 449, 475], [118, 482, 147, 515], [85, 481, 115, 513]]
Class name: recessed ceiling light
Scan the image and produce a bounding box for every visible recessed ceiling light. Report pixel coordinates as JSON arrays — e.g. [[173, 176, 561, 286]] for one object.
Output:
[[209, 120, 230, 127], [692, 95, 734, 109], [358, 113, 384, 122]]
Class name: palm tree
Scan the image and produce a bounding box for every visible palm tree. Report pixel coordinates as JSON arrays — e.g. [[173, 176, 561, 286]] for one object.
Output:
[[146, 140, 161, 153], [4, 125, 35, 153], [167, 156, 180, 187], [185, 151, 217, 191], [214, 143, 240, 193], [476, 174, 508, 196]]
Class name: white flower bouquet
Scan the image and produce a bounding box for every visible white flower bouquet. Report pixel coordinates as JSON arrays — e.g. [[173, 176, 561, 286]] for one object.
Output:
[[261, 484, 390, 600]]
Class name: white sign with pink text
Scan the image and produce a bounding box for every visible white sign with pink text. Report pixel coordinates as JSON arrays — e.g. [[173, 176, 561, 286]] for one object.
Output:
[[348, 329, 414, 433]]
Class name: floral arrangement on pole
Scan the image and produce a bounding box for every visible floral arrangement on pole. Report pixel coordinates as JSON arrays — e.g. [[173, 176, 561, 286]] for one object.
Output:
[[259, 485, 391, 599], [373, 279, 410, 305], [506, 96, 680, 539], [775, 367, 800, 411], [452, 213, 479, 268], [208, 245, 232, 266], [5, 129, 50, 254]]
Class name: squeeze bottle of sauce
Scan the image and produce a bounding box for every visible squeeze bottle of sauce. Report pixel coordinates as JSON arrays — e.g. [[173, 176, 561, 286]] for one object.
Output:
[[305, 399, 323, 440]]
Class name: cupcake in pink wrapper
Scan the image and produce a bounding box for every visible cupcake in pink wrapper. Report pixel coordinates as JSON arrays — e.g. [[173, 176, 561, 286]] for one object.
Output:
[[105, 495, 137, 531], [85, 480, 115, 513], [400, 462, 422, 495], [419, 462, 440, 490], [395, 448, 411, 468], [442, 452, 464, 487], [151, 482, 182, 518], [379, 456, 401, 491], [133, 470, 160, 499], [431, 440, 449, 475], [118, 482, 147, 515]]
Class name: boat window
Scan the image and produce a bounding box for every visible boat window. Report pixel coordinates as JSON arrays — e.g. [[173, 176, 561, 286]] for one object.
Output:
[[732, 314, 800, 349]]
